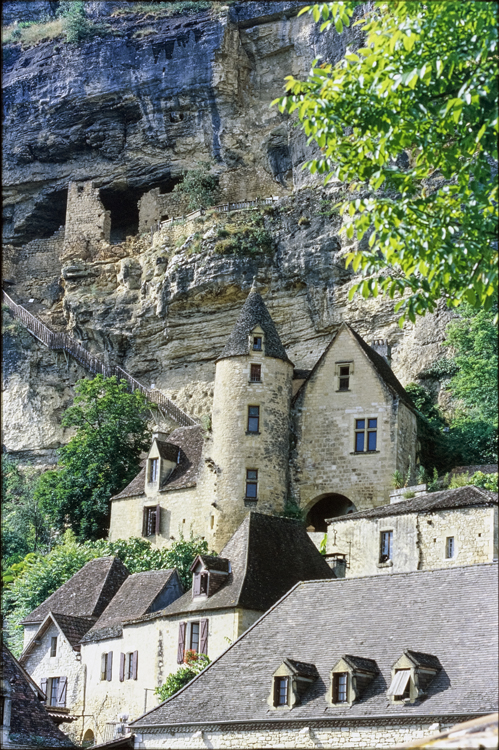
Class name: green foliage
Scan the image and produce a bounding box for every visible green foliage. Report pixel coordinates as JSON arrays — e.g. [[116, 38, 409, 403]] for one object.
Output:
[[155, 650, 210, 702], [59, 1, 106, 44], [213, 218, 274, 257], [319, 534, 327, 554], [2, 530, 209, 656], [417, 359, 459, 380], [279, 498, 306, 523], [403, 491, 416, 499], [173, 163, 219, 211], [35, 375, 151, 541], [275, 2, 498, 322], [118, 1, 213, 17]]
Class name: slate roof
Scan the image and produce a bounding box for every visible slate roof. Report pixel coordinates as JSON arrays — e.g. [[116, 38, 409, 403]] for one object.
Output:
[[1, 644, 75, 747], [111, 425, 203, 500], [285, 659, 319, 678], [21, 557, 129, 625], [326, 485, 497, 523], [293, 322, 414, 409], [192, 554, 231, 573], [127, 512, 334, 622], [342, 655, 379, 673], [131, 563, 498, 729], [217, 290, 292, 363], [80, 569, 179, 643], [450, 464, 498, 476]]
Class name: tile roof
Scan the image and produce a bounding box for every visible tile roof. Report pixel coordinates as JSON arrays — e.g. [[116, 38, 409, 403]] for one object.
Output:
[[127, 512, 334, 622], [326, 485, 497, 523], [2, 644, 75, 747], [80, 569, 179, 643], [21, 557, 129, 625], [191, 555, 230, 573], [217, 291, 292, 364], [51, 613, 95, 649], [293, 322, 414, 409], [111, 425, 203, 500], [285, 659, 319, 678], [131, 563, 498, 729]]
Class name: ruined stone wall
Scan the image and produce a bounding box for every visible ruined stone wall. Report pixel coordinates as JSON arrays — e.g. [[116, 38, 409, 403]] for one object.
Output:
[[138, 189, 190, 234], [211, 350, 293, 550], [4, 228, 65, 304], [293, 326, 417, 516], [63, 181, 110, 260]]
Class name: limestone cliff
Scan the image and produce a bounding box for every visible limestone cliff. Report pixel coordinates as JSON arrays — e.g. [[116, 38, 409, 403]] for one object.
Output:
[[2, 1, 454, 462]]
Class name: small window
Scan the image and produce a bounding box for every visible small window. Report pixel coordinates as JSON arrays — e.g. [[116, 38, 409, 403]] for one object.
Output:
[[49, 677, 60, 706], [274, 676, 289, 707], [125, 653, 133, 680], [380, 530, 393, 562], [355, 418, 377, 452], [332, 672, 348, 703], [149, 458, 159, 483], [143, 507, 156, 537], [247, 406, 260, 433], [189, 622, 200, 652], [250, 364, 261, 382], [50, 636, 57, 657], [101, 653, 112, 682], [246, 469, 258, 499], [446, 536, 455, 559], [388, 669, 411, 700], [253, 336, 262, 351], [338, 365, 350, 391], [199, 572, 208, 595]]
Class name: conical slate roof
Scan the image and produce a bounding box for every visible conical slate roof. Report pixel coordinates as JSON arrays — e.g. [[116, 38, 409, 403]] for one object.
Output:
[[217, 291, 291, 363]]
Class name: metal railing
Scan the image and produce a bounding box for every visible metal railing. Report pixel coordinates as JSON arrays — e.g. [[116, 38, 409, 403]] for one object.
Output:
[[155, 195, 280, 231], [2, 290, 196, 428]]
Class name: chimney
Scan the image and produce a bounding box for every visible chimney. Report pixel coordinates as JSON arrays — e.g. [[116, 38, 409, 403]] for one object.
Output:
[[370, 339, 392, 367]]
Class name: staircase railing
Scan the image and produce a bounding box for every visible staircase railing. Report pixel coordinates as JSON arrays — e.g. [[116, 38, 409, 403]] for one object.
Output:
[[2, 290, 197, 428], [152, 195, 280, 232]]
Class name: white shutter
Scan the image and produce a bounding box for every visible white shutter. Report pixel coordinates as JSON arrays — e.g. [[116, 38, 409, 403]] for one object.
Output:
[[387, 669, 411, 696]]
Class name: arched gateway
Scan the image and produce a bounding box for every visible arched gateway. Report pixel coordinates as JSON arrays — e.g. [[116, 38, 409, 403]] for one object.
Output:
[[306, 493, 356, 533]]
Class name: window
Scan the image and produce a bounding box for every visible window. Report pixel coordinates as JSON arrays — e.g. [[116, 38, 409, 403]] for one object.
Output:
[[120, 651, 138, 681], [193, 571, 209, 596], [189, 622, 200, 652], [446, 536, 455, 559], [250, 364, 261, 382], [50, 636, 57, 657], [50, 677, 60, 706], [148, 458, 159, 483], [354, 418, 377, 452], [142, 506, 160, 537], [253, 336, 262, 351], [388, 669, 411, 700], [332, 672, 348, 703], [274, 677, 289, 706], [380, 530, 393, 562], [245, 469, 258, 499], [101, 652, 113, 682], [125, 653, 133, 680], [247, 406, 260, 433], [338, 365, 350, 391]]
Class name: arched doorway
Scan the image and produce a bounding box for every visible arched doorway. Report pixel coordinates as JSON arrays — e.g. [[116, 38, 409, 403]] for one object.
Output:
[[82, 728, 95, 748], [306, 493, 356, 532]]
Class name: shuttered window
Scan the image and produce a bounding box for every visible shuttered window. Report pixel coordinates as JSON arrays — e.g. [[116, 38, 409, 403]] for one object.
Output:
[[142, 507, 157, 537], [189, 622, 200, 653], [50, 677, 60, 707], [101, 652, 113, 681], [57, 677, 67, 707], [177, 622, 186, 664], [119, 653, 125, 682], [388, 669, 411, 698], [40, 677, 48, 703]]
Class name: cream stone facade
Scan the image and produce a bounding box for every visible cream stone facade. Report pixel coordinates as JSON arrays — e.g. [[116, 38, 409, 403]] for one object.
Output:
[[109, 295, 418, 552], [326, 487, 498, 578]]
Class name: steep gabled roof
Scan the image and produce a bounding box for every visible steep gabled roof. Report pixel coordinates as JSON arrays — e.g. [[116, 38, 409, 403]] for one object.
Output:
[[131, 564, 498, 730], [293, 322, 414, 410], [2, 644, 75, 747], [80, 568, 182, 643], [127, 512, 334, 622], [20, 612, 95, 662], [21, 557, 129, 625], [326, 485, 497, 523], [217, 290, 292, 363]]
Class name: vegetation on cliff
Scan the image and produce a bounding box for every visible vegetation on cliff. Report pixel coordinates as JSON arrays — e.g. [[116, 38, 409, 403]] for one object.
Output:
[[276, 1, 498, 323]]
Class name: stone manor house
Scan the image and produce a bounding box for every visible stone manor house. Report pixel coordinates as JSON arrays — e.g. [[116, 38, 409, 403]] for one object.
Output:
[[109, 287, 417, 553]]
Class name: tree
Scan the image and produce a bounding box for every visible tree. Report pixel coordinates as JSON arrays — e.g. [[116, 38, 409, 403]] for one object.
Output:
[[275, 2, 497, 323], [173, 162, 219, 211], [35, 375, 151, 541], [155, 650, 211, 702]]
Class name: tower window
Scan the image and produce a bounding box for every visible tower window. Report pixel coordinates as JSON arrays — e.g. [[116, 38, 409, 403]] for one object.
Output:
[[250, 364, 261, 382], [149, 458, 159, 482], [247, 406, 260, 433], [332, 673, 348, 703], [445, 536, 455, 558], [354, 418, 377, 452], [50, 636, 57, 657], [245, 469, 258, 499], [380, 530, 393, 562], [274, 676, 289, 707], [253, 336, 262, 351], [338, 365, 350, 391]]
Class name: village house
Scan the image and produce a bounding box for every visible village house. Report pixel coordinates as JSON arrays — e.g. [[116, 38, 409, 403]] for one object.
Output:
[[129, 562, 498, 749], [109, 289, 418, 552], [325, 485, 498, 578], [1, 644, 74, 749]]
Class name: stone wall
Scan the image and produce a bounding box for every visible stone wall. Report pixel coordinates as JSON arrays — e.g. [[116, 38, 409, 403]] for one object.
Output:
[[138, 189, 190, 234], [134, 719, 458, 749], [4, 228, 65, 304], [326, 505, 497, 577], [293, 326, 417, 518], [63, 181, 110, 260]]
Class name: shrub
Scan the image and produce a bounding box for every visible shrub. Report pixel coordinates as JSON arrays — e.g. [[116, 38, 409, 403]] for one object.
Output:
[[59, 1, 106, 44], [155, 651, 210, 702], [403, 491, 416, 499], [173, 163, 219, 211]]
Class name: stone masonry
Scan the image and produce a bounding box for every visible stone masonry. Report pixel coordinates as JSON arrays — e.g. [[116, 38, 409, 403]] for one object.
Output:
[[63, 181, 110, 260]]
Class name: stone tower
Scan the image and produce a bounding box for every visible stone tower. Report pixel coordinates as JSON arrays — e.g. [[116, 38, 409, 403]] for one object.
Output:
[[210, 289, 294, 548]]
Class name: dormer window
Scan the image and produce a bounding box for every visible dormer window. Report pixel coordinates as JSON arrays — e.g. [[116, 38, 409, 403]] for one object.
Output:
[[329, 656, 378, 706], [268, 659, 318, 710], [388, 651, 441, 704], [193, 571, 209, 597], [190, 555, 230, 599], [148, 458, 159, 483], [253, 336, 262, 351]]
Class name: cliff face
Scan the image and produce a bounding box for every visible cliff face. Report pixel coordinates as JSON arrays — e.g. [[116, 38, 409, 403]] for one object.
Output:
[[2, 1, 453, 461]]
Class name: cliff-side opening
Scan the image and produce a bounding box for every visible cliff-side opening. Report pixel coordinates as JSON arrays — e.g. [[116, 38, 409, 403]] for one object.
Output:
[[6, 188, 68, 246], [99, 186, 142, 244]]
